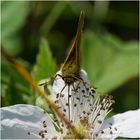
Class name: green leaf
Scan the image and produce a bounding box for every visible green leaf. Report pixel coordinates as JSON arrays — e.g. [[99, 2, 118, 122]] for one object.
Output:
[[1, 1, 30, 55], [32, 38, 57, 82], [1, 77, 27, 106], [81, 31, 138, 94], [1, 58, 31, 106]]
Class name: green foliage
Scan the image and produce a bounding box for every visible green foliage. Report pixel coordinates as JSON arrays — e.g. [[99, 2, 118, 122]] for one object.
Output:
[[32, 38, 57, 82], [81, 31, 138, 94], [1, 59, 31, 106], [1, 1, 29, 55]]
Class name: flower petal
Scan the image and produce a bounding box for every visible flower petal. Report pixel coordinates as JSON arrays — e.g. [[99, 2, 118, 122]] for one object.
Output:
[[99, 109, 140, 139], [1, 104, 60, 139], [52, 70, 69, 117], [52, 70, 94, 122]]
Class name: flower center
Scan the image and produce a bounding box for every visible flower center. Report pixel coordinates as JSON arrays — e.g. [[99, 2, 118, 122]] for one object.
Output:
[[53, 75, 114, 139]]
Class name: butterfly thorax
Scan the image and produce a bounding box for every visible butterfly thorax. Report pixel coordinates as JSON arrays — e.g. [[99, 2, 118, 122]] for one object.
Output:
[[61, 63, 80, 85]]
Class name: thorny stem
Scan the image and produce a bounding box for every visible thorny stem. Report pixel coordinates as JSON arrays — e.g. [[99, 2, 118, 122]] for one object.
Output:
[[1, 47, 84, 138]]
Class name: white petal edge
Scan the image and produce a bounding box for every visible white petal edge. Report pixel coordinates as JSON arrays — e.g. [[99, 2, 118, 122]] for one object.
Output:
[[100, 109, 140, 139], [1, 104, 59, 139]]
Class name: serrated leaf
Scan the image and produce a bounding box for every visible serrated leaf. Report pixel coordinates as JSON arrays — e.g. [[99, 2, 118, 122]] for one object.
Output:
[[32, 38, 57, 82], [81, 31, 138, 94]]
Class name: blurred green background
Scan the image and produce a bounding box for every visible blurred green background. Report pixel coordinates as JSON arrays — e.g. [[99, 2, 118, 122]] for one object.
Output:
[[1, 1, 139, 115]]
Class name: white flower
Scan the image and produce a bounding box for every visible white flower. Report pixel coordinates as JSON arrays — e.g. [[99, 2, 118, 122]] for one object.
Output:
[[52, 70, 140, 139], [1, 70, 140, 139], [1, 104, 59, 139]]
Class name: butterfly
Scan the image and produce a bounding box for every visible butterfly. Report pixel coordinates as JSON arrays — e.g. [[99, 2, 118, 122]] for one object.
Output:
[[40, 11, 96, 121]]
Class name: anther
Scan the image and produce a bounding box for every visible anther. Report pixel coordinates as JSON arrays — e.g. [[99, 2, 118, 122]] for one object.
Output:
[[101, 130, 104, 134], [39, 131, 43, 136], [87, 112, 90, 115], [98, 120, 102, 124], [56, 93, 59, 98], [60, 93, 64, 97], [83, 111, 86, 114], [54, 100, 58, 104], [95, 133, 98, 137], [109, 123, 113, 126], [110, 131, 113, 134], [69, 95, 72, 98], [82, 90, 85, 93], [114, 127, 117, 131], [43, 124, 47, 128], [91, 88, 95, 93], [90, 108, 93, 111], [76, 97, 80, 100], [80, 102, 83, 105], [61, 123, 64, 127], [86, 88, 89, 91], [97, 113, 100, 116]]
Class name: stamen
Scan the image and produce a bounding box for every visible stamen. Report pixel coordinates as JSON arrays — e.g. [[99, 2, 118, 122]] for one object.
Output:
[[98, 120, 102, 124], [114, 127, 117, 131], [43, 124, 47, 128], [53, 71, 114, 139], [110, 131, 113, 134], [101, 130, 104, 134]]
